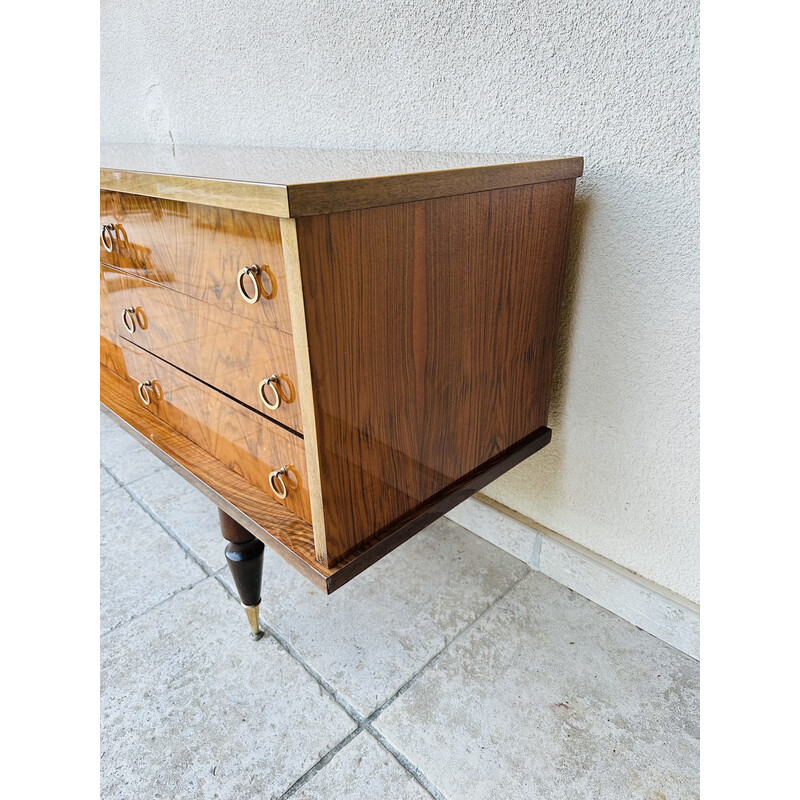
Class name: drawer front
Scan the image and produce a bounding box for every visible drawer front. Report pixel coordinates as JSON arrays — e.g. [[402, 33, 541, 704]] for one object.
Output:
[[100, 272, 126, 377], [100, 190, 292, 335], [119, 340, 311, 523], [101, 265, 303, 433]]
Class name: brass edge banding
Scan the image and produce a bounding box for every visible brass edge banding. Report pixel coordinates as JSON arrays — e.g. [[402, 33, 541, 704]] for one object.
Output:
[[279, 217, 329, 566], [99, 169, 292, 218], [100, 157, 583, 218]]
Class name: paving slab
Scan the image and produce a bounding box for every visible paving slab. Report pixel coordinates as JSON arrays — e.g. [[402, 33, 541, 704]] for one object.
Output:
[[128, 467, 227, 572], [100, 464, 119, 495], [220, 516, 529, 717], [101, 485, 207, 635], [446, 495, 538, 564], [100, 411, 170, 484], [374, 570, 700, 800], [101, 578, 357, 800], [292, 731, 433, 800]]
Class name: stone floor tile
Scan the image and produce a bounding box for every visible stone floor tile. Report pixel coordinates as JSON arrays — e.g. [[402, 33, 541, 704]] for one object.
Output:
[[219, 515, 529, 717], [101, 486, 207, 635], [100, 408, 120, 437], [101, 579, 357, 800], [100, 464, 120, 495], [374, 571, 700, 800], [292, 731, 433, 800], [128, 468, 227, 572], [100, 412, 169, 485], [446, 495, 538, 564]]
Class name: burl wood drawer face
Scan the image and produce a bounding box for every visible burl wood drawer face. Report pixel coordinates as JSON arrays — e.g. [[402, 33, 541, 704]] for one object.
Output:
[[100, 190, 292, 335], [119, 340, 311, 523], [100, 274, 126, 378], [101, 265, 303, 433]]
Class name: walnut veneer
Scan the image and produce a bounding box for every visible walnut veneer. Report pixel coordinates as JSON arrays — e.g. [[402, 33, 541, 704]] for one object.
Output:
[[100, 145, 582, 613]]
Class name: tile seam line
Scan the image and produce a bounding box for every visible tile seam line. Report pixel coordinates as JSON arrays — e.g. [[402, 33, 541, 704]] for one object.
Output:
[[102, 460, 217, 577], [99, 574, 214, 641], [211, 573, 365, 721], [366, 565, 532, 724], [364, 725, 445, 800], [213, 572, 445, 799], [275, 729, 364, 800], [100, 459, 517, 798], [224, 567, 531, 800]]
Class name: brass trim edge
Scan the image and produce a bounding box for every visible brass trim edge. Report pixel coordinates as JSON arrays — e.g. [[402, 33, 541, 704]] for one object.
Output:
[[279, 217, 330, 566]]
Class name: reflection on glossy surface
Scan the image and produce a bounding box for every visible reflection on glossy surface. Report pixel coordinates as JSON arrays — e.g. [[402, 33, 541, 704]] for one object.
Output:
[[119, 339, 310, 522], [295, 180, 577, 563], [101, 143, 581, 188], [100, 264, 302, 433], [100, 190, 292, 335]]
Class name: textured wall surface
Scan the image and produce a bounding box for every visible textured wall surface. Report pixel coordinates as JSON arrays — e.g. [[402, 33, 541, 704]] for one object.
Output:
[[101, 0, 700, 603]]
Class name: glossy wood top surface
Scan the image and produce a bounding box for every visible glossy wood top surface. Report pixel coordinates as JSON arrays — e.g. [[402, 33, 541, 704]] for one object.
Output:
[[101, 144, 583, 217]]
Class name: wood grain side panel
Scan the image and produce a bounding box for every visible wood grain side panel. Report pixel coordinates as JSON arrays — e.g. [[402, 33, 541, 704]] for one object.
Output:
[[296, 180, 576, 564], [100, 191, 292, 334], [119, 341, 312, 523], [324, 426, 552, 592], [101, 265, 303, 433]]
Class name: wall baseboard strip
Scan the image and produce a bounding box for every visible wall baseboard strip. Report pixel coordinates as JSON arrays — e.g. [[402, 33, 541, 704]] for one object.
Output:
[[445, 496, 699, 660]]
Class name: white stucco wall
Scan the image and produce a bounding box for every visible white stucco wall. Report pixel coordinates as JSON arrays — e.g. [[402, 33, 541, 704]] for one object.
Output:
[[101, 0, 700, 603]]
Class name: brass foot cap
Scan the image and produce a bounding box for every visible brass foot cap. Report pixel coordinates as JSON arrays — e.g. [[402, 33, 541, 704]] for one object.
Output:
[[242, 602, 263, 639]]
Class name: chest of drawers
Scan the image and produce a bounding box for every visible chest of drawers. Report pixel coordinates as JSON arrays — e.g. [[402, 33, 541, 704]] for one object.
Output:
[[100, 145, 582, 636]]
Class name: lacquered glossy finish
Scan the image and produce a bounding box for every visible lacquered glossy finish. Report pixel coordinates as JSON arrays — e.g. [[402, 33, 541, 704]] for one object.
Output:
[[99, 147, 582, 596], [297, 180, 576, 564], [99, 273, 126, 377], [101, 143, 584, 217], [101, 364, 551, 593], [100, 190, 293, 334], [101, 364, 334, 577], [119, 340, 311, 522], [101, 264, 303, 433], [219, 509, 265, 638]]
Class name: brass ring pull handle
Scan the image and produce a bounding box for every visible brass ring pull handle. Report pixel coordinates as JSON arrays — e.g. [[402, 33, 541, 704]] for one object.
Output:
[[237, 264, 261, 304], [259, 374, 282, 410], [121, 306, 137, 334], [137, 381, 154, 406], [101, 224, 115, 252], [268, 467, 289, 499]]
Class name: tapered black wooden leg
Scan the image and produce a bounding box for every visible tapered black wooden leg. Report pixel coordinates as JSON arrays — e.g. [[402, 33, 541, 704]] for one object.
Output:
[[219, 509, 265, 640]]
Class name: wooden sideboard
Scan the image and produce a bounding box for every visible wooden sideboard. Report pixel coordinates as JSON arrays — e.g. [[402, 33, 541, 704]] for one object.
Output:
[[100, 145, 583, 636]]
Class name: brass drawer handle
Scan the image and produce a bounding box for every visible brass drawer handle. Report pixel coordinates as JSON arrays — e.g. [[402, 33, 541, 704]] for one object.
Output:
[[137, 380, 154, 406], [100, 224, 115, 252], [268, 467, 289, 499], [121, 306, 137, 333], [237, 264, 261, 304], [259, 374, 282, 410]]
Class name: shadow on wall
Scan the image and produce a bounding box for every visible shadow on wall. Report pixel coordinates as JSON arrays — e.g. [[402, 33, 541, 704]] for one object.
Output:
[[528, 190, 592, 489], [549, 191, 591, 421]]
